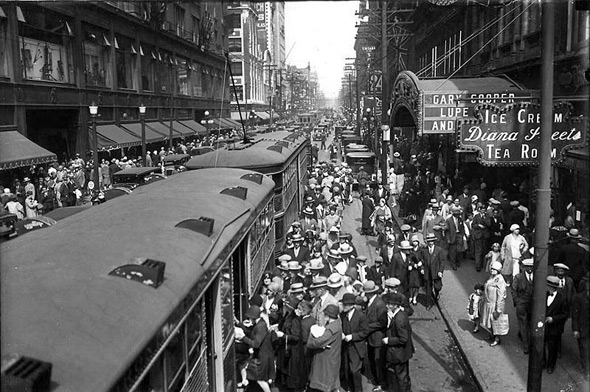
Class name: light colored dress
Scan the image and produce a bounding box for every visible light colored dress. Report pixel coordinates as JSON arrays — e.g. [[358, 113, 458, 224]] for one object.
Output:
[[481, 273, 506, 330]]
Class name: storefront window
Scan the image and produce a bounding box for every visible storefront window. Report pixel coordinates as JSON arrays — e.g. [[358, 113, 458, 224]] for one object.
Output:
[[191, 63, 202, 97], [0, 18, 8, 78], [83, 24, 113, 87], [176, 58, 189, 95], [115, 34, 136, 90], [19, 6, 74, 83]]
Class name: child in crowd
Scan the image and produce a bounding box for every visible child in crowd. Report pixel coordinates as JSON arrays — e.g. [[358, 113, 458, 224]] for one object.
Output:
[[484, 242, 502, 272], [467, 283, 485, 333]]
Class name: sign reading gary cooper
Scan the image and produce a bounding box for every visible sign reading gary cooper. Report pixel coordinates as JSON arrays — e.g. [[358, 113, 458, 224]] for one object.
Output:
[[458, 102, 588, 166]]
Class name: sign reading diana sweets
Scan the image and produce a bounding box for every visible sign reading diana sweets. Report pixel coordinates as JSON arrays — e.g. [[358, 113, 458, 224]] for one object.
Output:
[[458, 102, 588, 166]]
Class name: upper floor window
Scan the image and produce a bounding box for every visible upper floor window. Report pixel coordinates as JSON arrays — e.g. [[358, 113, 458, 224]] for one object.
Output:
[[174, 5, 185, 36], [83, 24, 112, 87], [141, 43, 154, 91], [0, 14, 8, 78], [19, 5, 74, 83], [115, 34, 137, 90]]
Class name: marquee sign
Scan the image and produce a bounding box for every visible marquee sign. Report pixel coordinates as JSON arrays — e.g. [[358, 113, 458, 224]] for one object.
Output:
[[458, 102, 588, 166]]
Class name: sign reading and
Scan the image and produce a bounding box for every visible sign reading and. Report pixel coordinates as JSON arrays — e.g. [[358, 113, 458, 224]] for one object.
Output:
[[422, 92, 531, 134], [458, 102, 588, 166]]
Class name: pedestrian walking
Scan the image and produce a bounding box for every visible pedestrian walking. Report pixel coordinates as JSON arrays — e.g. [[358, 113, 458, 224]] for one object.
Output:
[[571, 281, 590, 380], [500, 224, 528, 286], [340, 293, 369, 392], [445, 206, 465, 270], [467, 283, 484, 333], [422, 233, 445, 309], [382, 292, 415, 392], [240, 305, 275, 392], [544, 276, 569, 374], [511, 258, 534, 354], [364, 280, 387, 391], [307, 304, 342, 392], [481, 261, 507, 347]]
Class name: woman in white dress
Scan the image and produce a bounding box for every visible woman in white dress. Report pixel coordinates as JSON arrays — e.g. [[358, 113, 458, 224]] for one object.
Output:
[[481, 261, 507, 347]]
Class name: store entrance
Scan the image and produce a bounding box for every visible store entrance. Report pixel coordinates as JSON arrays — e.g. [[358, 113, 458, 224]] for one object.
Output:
[[26, 109, 79, 163]]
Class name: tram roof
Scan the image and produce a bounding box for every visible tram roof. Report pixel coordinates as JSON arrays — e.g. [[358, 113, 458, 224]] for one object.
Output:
[[185, 131, 309, 173], [1, 168, 274, 392]]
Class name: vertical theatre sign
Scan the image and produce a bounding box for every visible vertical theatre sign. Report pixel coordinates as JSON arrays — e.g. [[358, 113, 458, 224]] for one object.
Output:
[[458, 102, 588, 166]]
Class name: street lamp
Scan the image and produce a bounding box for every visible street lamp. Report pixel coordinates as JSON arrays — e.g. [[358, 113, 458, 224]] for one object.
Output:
[[200, 110, 213, 145], [139, 104, 147, 167], [89, 102, 99, 190]]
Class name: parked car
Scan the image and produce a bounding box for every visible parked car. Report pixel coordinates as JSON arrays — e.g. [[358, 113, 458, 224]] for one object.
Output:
[[112, 167, 166, 189]]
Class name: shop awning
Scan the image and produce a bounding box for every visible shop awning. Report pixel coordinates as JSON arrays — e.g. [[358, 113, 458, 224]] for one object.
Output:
[[224, 118, 242, 128], [0, 131, 57, 170], [211, 118, 231, 130], [144, 121, 183, 139], [231, 112, 247, 121], [255, 111, 270, 120], [179, 120, 207, 135], [170, 121, 197, 137], [219, 118, 237, 129], [120, 122, 166, 143], [390, 70, 536, 135], [94, 124, 141, 150]]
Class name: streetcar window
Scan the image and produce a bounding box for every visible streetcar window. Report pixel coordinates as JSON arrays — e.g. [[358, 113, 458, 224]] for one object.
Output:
[[165, 328, 186, 389], [136, 355, 165, 392], [186, 302, 204, 367]]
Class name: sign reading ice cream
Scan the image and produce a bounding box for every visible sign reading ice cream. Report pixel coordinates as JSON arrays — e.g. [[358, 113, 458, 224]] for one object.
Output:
[[458, 102, 587, 166]]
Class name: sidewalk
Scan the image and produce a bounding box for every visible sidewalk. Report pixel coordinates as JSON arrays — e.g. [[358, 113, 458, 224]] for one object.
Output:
[[437, 257, 590, 392]]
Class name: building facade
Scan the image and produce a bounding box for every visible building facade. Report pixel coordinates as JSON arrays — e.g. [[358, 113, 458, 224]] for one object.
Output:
[[0, 1, 229, 167]]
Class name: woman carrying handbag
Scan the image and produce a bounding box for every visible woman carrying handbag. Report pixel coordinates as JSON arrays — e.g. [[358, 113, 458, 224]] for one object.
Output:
[[481, 261, 508, 346]]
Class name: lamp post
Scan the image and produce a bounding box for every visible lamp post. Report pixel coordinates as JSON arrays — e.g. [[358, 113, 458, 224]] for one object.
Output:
[[200, 110, 213, 146], [88, 102, 99, 190], [139, 104, 146, 167], [381, 124, 390, 187]]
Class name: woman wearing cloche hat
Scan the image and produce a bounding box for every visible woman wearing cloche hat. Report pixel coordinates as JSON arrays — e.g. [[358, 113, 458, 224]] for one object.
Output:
[[481, 261, 507, 347], [500, 223, 529, 286]]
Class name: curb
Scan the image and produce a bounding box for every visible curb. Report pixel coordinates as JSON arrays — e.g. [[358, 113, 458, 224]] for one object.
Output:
[[437, 292, 486, 392]]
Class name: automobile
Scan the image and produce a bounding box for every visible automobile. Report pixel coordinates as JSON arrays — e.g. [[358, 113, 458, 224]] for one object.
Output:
[[345, 143, 370, 153], [0, 212, 18, 241], [112, 167, 166, 190], [102, 186, 133, 201], [190, 146, 215, 156], [162, 153, 190, 176], [313, 131, 324, 141]]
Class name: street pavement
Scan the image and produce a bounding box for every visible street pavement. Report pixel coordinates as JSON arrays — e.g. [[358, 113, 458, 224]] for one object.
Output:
[[315, 130, 589, 391]]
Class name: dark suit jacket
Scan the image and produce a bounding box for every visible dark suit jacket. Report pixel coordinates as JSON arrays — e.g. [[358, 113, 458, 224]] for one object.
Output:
[[421, 245, 445, 280], [511, 272, 533, 307], [471, 213, 490, 240], [388, 252, 410, 288], [367, 265, 386, 287], [284, 245, 311, 263], [365, 295, 387, 347], [384, 309, 415, 364], [373, 188, 390, 205], [571, 291, 590, 338], [545, 292, 569, 337], [340, 307, 369, 359], [557, 242, 589, 280], [379, 244, 398, 267]]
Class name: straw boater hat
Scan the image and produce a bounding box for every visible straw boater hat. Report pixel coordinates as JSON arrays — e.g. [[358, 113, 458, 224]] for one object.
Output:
[[490, 261, 503, 271], [425, 233, 437, 242], [329, 226, 340, 233], [277, 260, 290, 271], [546, 275, 560, 288], [363, 280, 380, 294], [393, 152, 401, 158], [356, 255, 367, 263], [339, 243, 353, 255], [310, 276, 328, 289], [292, 233, 304, 242], [327, 273, 343, 288], [521, 258, 534, 267], [451, 206, 462, 214], [567, 228, 581, 239], [471, 195, 478, 202], [287, 261, 302, 271], [384, 277, 401, 288], [446, 195, 454, 201], [309, 258, 325, 270], [400, 224, 411, 232], [327, 249, 341, 260], [290, 282, 305, 293], [278, 254, 292, 263], [510, 200, 520, 207], [303, 206, 315, 216], [374, 255, 384, 264], [510, 224, 520, 232], [399, 240, 413, 250], [553, 263, 569, 271]]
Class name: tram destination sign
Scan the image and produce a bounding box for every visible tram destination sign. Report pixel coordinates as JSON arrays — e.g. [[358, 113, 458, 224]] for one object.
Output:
[[458, 102, 588, 166], [422, 91, 532, 134]]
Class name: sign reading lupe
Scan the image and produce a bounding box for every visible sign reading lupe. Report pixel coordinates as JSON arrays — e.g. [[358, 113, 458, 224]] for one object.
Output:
[[458, 102, 588, 166]]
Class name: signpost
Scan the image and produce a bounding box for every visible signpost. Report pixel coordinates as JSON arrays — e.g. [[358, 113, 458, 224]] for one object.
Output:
[[458, 102, 588, 166]]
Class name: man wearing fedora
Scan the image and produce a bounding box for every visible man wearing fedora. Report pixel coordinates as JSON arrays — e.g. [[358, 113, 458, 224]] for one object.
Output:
[[471, 203, 491, 272], [284, 233, 311, 264], [340, 293, 369, 392], [544, 275, 569, 374], [445, 206, 465, 271], [382, 292, 415, 392], [307, 304, 342, 392], [511, 258, 534, 354], [422, 233, 445, 309], [367, 256, 386, 289], [301, 206, 319, 236], [364, 280, 388, 391], [557, 228, 589, 290], [383, 278, 414, 317], [388, 240, 413, 296], [311, 276, 339, 327]]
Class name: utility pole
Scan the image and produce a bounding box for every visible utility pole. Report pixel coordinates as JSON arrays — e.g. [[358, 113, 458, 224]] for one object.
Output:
[[348, 73, 354, 122], [527, 2, 554, 390]]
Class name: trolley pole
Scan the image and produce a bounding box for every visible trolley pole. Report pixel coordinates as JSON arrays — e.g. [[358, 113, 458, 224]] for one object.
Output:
[[527, 1, 554, 390]]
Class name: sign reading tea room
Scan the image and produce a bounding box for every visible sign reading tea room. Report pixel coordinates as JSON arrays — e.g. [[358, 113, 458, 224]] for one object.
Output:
[[458, 102, 588, 166]]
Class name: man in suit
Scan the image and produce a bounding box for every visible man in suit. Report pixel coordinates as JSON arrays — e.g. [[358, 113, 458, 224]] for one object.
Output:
[[379, 234, 398, 269], [511, 258, 534, 354], [397, 224, 413, 245], [445, 206, 465, 270], [307, 304, 343, 392], [471, 203, 490, 272], [364, 280, 388, 391], [557, 228, 589, 289], [544, 276, 570, 374], [388, 241, 412, 296], [422, 233, 445, 309], [382, 292, 415, 392], [457, 186, 471, 219], [340, 293, 369, 392], [571, 281, 590, 380], [367, 256, 387, 289], [284, 233, 311, 264], [373, 183, 391, 207], [310, 276, 339, 327], [553, 263, 575, 306]]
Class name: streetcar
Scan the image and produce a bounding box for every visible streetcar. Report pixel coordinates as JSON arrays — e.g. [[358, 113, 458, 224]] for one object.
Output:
[[185, 130, 310, 255], [1, 168, 275, 392]]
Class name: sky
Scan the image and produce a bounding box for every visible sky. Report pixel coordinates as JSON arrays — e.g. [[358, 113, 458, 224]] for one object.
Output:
[[285, 1, 358, 99]]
